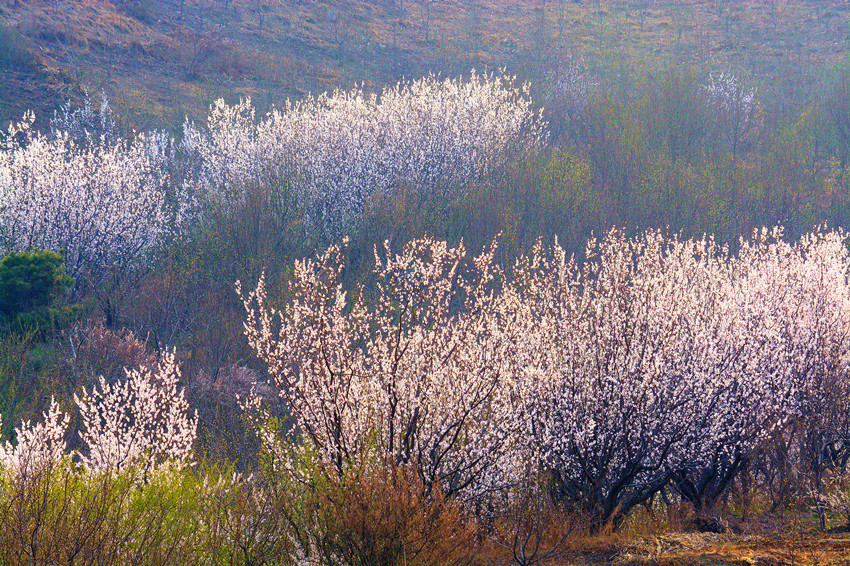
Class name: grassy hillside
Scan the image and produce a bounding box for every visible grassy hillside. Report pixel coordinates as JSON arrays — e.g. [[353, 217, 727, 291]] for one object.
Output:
[[1, 0, 849, 131]]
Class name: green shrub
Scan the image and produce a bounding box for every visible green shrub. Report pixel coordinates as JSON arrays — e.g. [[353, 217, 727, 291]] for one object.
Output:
[[0, 250, 77, 336], [0, 460, 289, 566]]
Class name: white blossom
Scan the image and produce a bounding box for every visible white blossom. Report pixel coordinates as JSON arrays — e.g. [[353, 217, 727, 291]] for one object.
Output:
[[704, 71, 763, 155], [0, 114, 181, 291], [74, 351, 198, 473], [185, 72, 544, 237], [502, 227, 850, 526], [0, 398, 70, 477], [239, 237, 519, 498]]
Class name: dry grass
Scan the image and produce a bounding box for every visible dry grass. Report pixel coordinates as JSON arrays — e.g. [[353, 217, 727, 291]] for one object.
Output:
[[2, 0, 849, 130], [611, 531, 850, 566], [537, 498, 850, 565], [514, 522, 850, 565]]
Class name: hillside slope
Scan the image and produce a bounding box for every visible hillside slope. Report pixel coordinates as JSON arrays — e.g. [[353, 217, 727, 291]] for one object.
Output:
[[1, 0, 849, 131]]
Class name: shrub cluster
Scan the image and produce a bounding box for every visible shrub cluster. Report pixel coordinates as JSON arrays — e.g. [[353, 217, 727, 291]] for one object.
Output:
[[0, 111, 179, 326]]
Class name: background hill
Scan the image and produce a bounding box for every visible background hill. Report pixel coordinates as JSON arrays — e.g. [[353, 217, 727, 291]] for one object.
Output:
[[2, 0, 849, 131]]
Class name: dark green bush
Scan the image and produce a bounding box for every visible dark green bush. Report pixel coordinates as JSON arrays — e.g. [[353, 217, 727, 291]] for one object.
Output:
[[0, 250, 77, 336]]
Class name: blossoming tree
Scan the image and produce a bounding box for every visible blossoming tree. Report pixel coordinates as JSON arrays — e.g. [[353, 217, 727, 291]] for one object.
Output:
[[0, 114, 181, 323], [0, 353, 197, 478], [239, 237, 519, 498], [184, 72, 544, 237]]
